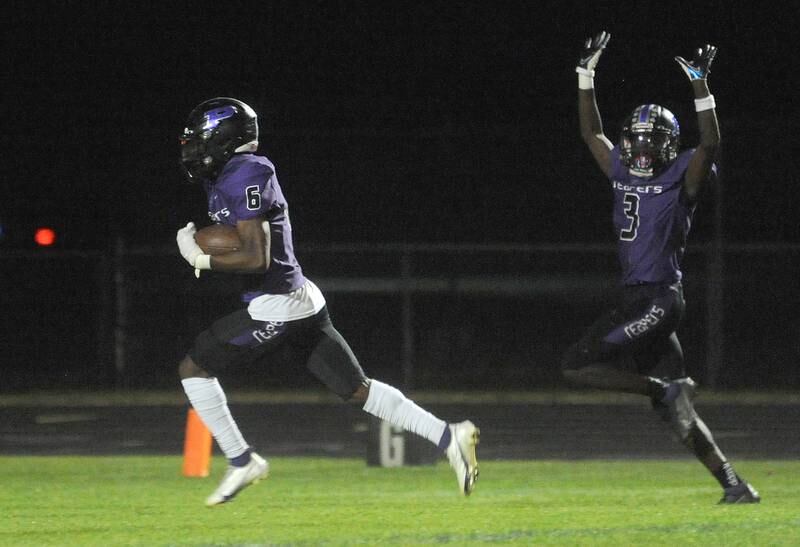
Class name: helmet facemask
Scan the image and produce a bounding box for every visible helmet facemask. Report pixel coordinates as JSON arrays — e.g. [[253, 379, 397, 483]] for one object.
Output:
[[179, 131, 218, 182], [620, 105, 680, 178]]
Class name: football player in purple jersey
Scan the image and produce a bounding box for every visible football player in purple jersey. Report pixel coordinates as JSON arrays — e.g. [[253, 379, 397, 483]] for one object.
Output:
[[175, 98, 479, 506], [564, 32, 759, 503]]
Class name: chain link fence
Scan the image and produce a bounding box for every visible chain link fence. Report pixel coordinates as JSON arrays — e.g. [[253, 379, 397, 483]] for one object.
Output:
[[1, 243, 798, 392]]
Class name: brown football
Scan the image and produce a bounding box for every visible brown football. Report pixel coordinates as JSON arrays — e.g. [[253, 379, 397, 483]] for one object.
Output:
[[195, 224, 241, 255]]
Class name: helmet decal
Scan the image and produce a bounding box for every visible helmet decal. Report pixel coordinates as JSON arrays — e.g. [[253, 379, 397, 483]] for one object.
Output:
[[201, 105, 237, 132], [179, 98, 259, 183], [637, 104, 652, 124]]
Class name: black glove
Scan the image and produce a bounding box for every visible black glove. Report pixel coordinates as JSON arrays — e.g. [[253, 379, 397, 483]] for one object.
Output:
[[675, 44, 717, 81], [577, 31, 610, 76]]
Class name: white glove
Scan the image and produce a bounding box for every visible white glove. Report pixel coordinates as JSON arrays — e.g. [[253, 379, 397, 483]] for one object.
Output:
[[176, 222, 210, 278]]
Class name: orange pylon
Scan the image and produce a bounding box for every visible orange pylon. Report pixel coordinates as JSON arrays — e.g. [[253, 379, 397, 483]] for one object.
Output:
[[182, 408, 212, 477]]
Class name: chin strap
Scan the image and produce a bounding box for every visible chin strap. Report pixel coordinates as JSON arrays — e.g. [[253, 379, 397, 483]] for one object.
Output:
[[234, 140, 259, 153], [628, 167, 655, 178]]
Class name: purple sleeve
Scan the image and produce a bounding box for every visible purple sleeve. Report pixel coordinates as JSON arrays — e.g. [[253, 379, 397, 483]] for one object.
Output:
[[222, 161, 275, 220], [609, 145, 627, 180]]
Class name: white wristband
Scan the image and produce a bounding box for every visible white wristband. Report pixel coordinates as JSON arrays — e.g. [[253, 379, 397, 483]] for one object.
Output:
[[194, 254, 212, 270], [694, 94, 716, 112], [576, 67, 594, 90]]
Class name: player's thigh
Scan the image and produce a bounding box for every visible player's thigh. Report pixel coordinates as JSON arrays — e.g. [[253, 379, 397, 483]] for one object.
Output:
[[301, 318, 368, 401], [189, 309, 288, 376], [561, 309, 621, 371], [602, 284, 684, 351], [563, 285, 685, 373]]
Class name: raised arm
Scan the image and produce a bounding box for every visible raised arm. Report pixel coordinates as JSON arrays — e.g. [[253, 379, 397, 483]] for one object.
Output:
[[675, 44, 720, 200], [576, 31, 614, 178]]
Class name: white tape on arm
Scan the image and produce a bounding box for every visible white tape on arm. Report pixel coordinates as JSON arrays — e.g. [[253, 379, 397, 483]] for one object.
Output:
[[694, 94, 716, 112], [194, 254, 211, 270], [576, 67, 594, 90]]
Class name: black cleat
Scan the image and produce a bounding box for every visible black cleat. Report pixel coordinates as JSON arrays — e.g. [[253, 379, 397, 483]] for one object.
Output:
[[719, 482, 761, 504]]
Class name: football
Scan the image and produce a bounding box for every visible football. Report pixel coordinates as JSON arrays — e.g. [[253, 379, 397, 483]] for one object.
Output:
[[195, 224, 241, 255]]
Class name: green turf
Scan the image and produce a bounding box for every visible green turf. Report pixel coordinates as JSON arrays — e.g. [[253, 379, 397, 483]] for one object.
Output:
[[0, 457, 797, 546]]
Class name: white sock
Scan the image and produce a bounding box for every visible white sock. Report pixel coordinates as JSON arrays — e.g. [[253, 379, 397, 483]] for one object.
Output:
[[181, 377, 249, 460], [362, 380, 447, 446]]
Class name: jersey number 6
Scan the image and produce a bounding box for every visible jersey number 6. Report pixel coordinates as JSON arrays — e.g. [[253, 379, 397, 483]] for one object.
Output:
[[246, 185, 262, 211]]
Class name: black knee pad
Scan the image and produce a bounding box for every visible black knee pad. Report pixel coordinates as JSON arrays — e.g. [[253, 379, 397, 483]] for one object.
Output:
[[561, 343, 588, 374], [562, 337, 618, 374]]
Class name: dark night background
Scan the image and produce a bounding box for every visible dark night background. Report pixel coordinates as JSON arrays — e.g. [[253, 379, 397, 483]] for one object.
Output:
[[2, 1, 799, 391], [4, 0, 798, 247]]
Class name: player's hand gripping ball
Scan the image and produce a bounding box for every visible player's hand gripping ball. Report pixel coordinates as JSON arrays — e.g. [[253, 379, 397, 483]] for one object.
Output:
[[195, 224, 242, 255]]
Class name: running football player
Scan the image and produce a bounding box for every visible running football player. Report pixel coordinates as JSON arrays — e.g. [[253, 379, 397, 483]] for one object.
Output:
[[564, 31, 759, 504], [176, 98, 479, 506]]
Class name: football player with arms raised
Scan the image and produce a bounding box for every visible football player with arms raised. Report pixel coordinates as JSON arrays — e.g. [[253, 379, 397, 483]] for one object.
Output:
[[563, 32, 759, 504], [175, 98, 479, 506]]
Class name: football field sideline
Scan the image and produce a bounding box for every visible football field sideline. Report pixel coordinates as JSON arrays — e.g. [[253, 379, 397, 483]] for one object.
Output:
[[1, 390, 797, 460]]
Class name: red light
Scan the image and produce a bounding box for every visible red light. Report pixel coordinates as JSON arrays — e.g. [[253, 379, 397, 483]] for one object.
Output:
[[34, 227, 57, 247]]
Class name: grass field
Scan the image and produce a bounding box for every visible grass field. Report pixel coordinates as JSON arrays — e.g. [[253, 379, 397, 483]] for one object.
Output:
[[1, 456, 797, 546]]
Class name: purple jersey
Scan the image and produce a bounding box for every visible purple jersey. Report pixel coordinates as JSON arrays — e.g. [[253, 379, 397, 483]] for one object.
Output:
[[204, 153, 307, 294], [608, 146, 699, 285]]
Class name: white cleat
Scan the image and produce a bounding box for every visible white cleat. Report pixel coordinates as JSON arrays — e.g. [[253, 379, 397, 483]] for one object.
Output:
[[205, 452, 269, 507], [446, 420, 480, 495]]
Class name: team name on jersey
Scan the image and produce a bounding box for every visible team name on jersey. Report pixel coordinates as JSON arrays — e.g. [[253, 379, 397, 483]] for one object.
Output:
[[623, 305, 665, 339], [252, 321, 286, 344], [208, 208, 230, 222], [612, 180, 664, 194]]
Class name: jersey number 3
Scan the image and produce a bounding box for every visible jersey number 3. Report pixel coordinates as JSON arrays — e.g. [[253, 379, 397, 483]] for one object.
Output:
[[620, 192, 640, 241]]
